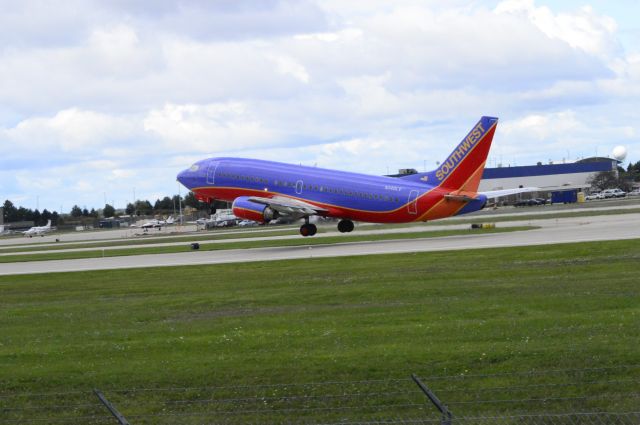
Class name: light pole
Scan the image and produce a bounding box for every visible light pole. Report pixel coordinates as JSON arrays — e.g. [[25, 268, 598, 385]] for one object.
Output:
[[177, 183, 183, 225]]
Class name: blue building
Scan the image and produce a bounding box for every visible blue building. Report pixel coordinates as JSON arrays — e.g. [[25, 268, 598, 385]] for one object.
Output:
[[478, 157, 618, 193]]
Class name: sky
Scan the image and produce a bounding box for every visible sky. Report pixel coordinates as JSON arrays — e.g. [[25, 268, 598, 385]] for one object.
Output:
[[1, 0, 640, 213]]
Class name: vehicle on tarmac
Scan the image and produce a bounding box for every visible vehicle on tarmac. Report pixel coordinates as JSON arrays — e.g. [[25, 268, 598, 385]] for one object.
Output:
[[514, 198, 547, 207], [627, 189, 640, 196], [585, 192, 604, 200], [238, 220, 258, 227], [601, 188, 626, 198]]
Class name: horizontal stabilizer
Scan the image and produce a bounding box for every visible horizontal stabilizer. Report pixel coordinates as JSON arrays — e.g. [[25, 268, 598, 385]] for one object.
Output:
[[480, 187, 541, 199], [444, 194, 477, 202]]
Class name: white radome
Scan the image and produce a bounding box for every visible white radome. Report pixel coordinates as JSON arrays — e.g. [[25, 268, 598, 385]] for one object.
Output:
[[612, 146, 627, 161]]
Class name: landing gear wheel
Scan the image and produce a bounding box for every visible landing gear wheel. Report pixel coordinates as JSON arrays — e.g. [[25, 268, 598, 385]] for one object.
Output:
[[300, 223, 317, 237], [337, 219, 354, 233]]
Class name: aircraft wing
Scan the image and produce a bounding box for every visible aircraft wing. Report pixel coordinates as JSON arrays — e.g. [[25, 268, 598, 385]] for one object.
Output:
[[479, 187, 541, 199], [248, 195, 328, 217]]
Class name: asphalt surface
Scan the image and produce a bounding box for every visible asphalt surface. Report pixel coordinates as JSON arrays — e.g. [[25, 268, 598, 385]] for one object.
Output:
[[1, 212, 639, 276], [2, 200, 639, 251]]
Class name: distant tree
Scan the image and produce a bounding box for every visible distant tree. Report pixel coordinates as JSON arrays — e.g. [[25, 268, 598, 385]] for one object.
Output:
[[82, 208, 89, 217], [135, 200, 153, 216], [19, 207, 33, 222], [32, 209, 41, 225], [125, 203, 135, 215], [588, 170, 633, 192], [89, 208, 99, 218], [41, 209, 52, 225], [184, 191, 199, 208], [103, 204, 115, 218], [213, 200, 230, 210], [71, 205, 83, 217], [588, 171, 618, 191], [155, 196, 173, 212], [3, 200, 18, 222], [52, 211, 60, 225], [626, 161, 640, 181]]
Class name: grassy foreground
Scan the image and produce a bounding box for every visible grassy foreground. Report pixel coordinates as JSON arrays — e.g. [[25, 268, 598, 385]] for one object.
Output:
[[1, 239, 639, 423]]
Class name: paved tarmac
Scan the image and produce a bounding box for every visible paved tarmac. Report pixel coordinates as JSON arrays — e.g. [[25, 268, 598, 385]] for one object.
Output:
[[0, 221, 524, 257], [2, 200, 638, 251], [1, 212, 639, 276]]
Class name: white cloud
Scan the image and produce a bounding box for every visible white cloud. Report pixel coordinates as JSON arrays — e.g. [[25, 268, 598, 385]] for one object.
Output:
[[495, 0, 619, 59], [266, 54, 311, 83], [3, 109, 137, 153], [143, 102, 278, 154], [500, 111, 582, 141]]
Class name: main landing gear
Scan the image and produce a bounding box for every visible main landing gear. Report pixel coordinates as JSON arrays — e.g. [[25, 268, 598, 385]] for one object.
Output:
[[299, 217, 317, 237], [337, 219, 354, 233]]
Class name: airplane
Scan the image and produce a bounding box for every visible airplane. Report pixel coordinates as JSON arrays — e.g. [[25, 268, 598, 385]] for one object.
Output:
[[139, 216, 174, 230], [177, 116, 538, 237], [23, 220, 52, 237]]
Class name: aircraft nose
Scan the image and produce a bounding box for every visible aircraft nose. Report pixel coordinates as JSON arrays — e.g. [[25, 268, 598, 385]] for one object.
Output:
[[177, 168, 190, 187]]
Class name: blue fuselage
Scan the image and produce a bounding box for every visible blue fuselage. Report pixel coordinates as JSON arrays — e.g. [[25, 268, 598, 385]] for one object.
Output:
[[177, 157, 486, 223]]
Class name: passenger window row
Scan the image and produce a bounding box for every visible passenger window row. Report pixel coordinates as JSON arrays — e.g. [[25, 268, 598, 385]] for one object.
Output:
[[219, 171, 401, 203], [273, 180, 399, 203], [219, 171, 268, 185]]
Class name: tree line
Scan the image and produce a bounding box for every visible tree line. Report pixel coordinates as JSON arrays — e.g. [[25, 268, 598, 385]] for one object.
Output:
[[588, 161, 640, 192], [2, 200, 60, 226], [2, 192, 209, 226]]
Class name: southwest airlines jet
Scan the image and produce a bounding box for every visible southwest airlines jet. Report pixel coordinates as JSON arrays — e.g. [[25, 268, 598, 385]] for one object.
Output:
[[177, 116, 532, 236]]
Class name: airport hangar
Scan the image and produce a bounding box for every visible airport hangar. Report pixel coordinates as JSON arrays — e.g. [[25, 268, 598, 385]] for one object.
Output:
[[478, 157, 618, 194], [392, 157, 617, 196]]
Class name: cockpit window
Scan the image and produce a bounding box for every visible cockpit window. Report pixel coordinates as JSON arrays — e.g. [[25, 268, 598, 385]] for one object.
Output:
[[190, 164, 199, 172]]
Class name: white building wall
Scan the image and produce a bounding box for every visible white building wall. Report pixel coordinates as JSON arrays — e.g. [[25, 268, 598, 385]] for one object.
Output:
[[478, 172, 596, 192]]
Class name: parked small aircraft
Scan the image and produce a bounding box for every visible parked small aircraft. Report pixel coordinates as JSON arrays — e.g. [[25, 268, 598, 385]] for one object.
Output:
[[23, 220, 52, 237], [139, 216, 174, 230]]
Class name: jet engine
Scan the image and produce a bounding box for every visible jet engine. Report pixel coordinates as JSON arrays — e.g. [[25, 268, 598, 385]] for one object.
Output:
[[232, 196, 279, 223]]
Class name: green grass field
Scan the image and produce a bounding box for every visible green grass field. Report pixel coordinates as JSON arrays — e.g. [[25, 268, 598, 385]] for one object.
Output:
[[1, 239, 639, 423]]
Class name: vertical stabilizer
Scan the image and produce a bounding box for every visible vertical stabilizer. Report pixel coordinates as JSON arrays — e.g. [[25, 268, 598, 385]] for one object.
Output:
[[398, 116, 498, 193]]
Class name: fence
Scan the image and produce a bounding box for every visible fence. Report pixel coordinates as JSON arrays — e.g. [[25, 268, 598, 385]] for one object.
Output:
[[2, 365, 638, 424]]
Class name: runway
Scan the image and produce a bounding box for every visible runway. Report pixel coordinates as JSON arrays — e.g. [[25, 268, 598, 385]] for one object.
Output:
[[2, 199, 638, 249], [1, 212, 639, 276]]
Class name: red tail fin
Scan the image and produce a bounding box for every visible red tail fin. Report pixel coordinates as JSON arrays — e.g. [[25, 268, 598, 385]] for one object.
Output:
[[435, 116, 498, 192]]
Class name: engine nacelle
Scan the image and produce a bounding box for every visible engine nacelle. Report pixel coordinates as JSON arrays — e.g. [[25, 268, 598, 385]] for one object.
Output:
[[232, 196, 279, 223]]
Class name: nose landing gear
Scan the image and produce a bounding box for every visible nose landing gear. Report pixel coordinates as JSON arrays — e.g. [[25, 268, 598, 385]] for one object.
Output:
[[337, 219, 354, 233], [300, 223, 317, 237], [299, 217, 317, 237]]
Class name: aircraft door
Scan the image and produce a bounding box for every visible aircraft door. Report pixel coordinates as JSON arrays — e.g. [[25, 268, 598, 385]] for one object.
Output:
[[407, 190, 419, 215], [295, 180, 303, 195], [206, 161, 219, 185]]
